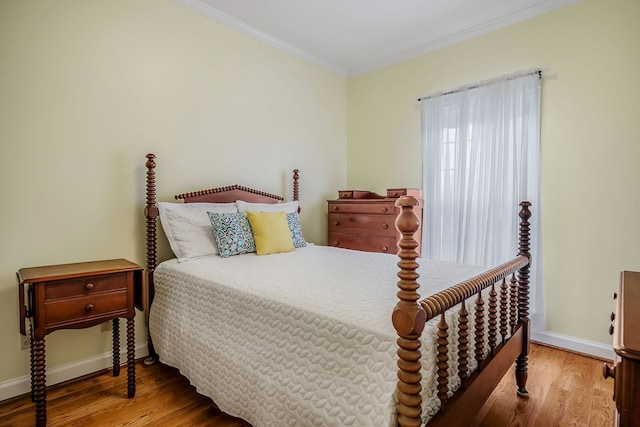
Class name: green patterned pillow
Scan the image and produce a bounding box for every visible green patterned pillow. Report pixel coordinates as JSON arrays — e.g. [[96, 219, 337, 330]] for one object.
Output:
[[208, 211, 256, 258], [286, 212, 307, 248]]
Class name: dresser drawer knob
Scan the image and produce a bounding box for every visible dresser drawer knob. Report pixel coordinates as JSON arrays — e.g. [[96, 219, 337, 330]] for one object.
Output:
[[332, 206, 340, 211], [382, 246, 389, 252], [603, 362, 616, 379], [382, 223, 389, 229], [609, 324, 614, 335], [85, 283, 94, 291], [382, 207, 388, 212], [332, 241, 340, 246], [334, 220, 340, 226], [85, 303, 95, 312]]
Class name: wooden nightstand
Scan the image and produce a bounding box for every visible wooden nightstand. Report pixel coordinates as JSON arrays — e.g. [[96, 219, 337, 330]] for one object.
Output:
[[17, 259, 144, 427]]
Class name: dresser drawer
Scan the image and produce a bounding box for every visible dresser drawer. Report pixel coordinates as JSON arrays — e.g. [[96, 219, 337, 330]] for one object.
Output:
[[45, 291, 128, 326], [386, 188, 422, 199], [329, 212, 395, 236], [338, 190, 380, 199], [328, 232, 397, 254], [328, 201, 396, 215], [45, 272, 127, 300]]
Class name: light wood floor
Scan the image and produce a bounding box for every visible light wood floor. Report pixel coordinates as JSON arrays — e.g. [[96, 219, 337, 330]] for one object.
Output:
[[0, 343, 615, 426]]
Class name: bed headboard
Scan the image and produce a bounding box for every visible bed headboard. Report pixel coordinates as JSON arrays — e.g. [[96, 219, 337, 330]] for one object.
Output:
[[144, 152, 300, 269], [174, 185, 284, 204], [143, 153, 300, 361]]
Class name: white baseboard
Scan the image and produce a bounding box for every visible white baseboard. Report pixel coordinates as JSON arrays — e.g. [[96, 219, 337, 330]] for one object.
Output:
[[531, 330, 615, 361], [1, 332, 613, 402], [0, 343, 149, 402]]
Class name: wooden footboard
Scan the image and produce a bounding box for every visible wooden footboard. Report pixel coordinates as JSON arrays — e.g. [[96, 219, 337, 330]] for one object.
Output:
[[393, 196, 532, 427]]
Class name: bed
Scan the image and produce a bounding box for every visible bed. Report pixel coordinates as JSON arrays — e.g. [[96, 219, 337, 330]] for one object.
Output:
[[142, 153, 532, 427]]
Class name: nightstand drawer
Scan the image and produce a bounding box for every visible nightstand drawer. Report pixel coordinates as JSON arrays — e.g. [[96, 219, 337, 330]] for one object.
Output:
[[45, 291, 128, 326], [45, 272, 127, 300]]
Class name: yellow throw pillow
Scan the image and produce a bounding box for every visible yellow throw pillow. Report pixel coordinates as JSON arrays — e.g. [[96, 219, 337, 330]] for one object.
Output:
[[246, 211, 295, 255]]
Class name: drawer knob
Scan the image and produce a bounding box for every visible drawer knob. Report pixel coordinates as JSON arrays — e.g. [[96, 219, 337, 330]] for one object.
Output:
[[382, 223, 389, 229], [609, 324, 614, 335], [333, 241, 339, 246], [85, 303, 95, 312], [382, 207, 388, 212], [382, 246, 389, 252], [85, 283, 94, 291], [333, 206, 339, 211], [603, 362, 616, 379], [610, 312, 615, 322], [334, 220, 340, 226]]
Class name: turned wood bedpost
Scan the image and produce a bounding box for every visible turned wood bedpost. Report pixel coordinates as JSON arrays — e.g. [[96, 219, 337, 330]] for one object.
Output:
[[292, 169, 300, 213], [515, 201, 531, 397], [144, 153, 159, 364], [292, 169, 299, 201], [392, 196, 426, 427]]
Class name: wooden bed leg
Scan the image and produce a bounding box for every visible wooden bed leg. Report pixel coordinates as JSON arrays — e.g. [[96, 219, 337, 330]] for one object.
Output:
[[516, 326, 530, 398], [515, 201, 532, 398], [392, 196, 426, 427], [144, 153, 159, 365]]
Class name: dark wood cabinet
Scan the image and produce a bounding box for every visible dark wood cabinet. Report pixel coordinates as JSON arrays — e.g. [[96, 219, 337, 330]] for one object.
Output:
[[603, 271, 640, 427], [17, 259, 144, 426], [327, 188, 422, 255]]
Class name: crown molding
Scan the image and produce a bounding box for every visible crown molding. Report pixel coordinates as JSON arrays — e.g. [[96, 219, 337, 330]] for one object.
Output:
[[347, 0, 581, 77], [171, 0, 347, 77], [172, 0, 579, 78]]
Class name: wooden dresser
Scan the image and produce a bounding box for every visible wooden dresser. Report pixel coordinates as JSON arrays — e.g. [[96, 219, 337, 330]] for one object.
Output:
[[603, 270, 640, 427], [327, 188, 422, 255]]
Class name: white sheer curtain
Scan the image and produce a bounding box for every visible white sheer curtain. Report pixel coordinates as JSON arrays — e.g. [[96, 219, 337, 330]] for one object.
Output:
[[421, 72, 543, 330]]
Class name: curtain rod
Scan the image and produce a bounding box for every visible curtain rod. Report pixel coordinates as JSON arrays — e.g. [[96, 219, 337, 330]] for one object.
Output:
[[417, 68, 542, 102]]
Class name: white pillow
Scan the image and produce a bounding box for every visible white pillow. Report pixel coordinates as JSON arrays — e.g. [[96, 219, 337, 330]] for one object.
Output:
[[158, 202, 238, 262], [236, 200, 299, 214]]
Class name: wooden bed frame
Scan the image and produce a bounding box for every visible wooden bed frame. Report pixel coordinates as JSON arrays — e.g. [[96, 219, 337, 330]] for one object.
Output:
[[143, 153, 531, 427]]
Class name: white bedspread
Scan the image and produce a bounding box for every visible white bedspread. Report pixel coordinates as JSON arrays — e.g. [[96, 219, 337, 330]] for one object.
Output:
[[149, 244, 489, 427]]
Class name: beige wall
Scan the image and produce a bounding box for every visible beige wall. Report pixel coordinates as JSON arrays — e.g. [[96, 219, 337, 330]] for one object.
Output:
[[348, 0, 640, 345], [2, 0, 638, 395], [0, 0, 346, 385]]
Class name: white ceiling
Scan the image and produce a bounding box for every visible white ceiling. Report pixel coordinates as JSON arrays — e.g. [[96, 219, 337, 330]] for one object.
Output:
[[173, 0, 578, 76]]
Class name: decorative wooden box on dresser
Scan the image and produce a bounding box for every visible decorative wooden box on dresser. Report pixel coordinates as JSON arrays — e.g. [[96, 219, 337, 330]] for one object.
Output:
[[603, 271, 640, 427], [17, 258, 144, 427], [327, 188, 423, 255]]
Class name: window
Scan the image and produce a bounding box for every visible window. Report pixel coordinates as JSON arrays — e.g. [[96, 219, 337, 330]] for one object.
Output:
[[421, 72, 543, 330]]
